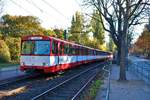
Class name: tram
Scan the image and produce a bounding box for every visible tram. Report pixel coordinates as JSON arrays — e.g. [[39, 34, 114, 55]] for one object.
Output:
[[20, 35, 112, 73]]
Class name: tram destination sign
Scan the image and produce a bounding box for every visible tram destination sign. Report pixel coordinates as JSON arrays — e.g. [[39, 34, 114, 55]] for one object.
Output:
[[30, 37, 43, 40]]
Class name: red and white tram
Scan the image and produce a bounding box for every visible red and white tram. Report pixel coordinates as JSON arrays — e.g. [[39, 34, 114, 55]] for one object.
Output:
[[20, 35, 112, 73]]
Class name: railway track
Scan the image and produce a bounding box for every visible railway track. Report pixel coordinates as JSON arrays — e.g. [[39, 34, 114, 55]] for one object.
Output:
[[0, 62, 108, 100], [31, 62, 105, 100]]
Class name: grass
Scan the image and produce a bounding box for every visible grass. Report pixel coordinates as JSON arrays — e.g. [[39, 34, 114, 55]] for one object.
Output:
[[89, 80, 102, 98], [82, 79, 102, 100], [0, 62, 19, 68]]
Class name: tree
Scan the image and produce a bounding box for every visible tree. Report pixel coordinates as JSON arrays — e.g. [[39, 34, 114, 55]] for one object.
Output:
[[53, 28, 64, 39], [5, 37, 21, 62], [0, 14, 45, 37], [83, 0, 150, 80], [107, 35, 116, 52], [134, 27, 150, 57], [90, 10, 105, 45], [69, 11, 84, 43], [43, 29, 56, 37], [0, 40, 11, 62]]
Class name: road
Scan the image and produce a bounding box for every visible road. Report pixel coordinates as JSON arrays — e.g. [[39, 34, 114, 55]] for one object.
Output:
[[0, 65, 25, 81]]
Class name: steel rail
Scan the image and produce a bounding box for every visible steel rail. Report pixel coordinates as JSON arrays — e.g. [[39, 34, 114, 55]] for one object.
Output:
[[71, 68, 99, 100], [71, 61, 110, 100], [31, 63, 104, 100]]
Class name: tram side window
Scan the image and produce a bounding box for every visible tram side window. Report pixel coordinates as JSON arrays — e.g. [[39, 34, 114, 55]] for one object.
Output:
[[85, 49, 87, 55], [81, 48, 83, 55], [86, 49, 88, 55], [83, 49, 85, 55], [87, 49, 89, 55], [94, 51, 96, 55], [90, 50, 92, 55], [72, 46, 76, 55], [68, 45, 70, 54], [78, 48, 81, 55], [75, 47, 79, 55], [92, 50, 94, 55], [91, 50, 93, 55], [80, 48, 83, 55], [59, 43, 64, 55], [79, 48, 81, 55], [69, 45, 72, 55], [52, 41, 58, 54], [64, 45, 67, 54]]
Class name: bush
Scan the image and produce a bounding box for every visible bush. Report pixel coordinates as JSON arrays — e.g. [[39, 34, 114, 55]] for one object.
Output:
[[0, 40, 11, 62], [5, 37, 21, 62]]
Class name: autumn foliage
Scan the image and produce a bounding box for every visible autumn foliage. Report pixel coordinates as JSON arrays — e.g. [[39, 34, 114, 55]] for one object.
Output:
[[133, 29, 150, 57]]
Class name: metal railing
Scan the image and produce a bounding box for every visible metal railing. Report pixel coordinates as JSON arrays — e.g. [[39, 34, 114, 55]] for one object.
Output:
[[102, 61, 112, 100], [129, 62, 150, 84]]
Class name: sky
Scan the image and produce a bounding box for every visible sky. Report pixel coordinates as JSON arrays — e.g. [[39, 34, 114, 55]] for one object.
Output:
[[3, 0, 82, 29], [2, 0, 146, 43]]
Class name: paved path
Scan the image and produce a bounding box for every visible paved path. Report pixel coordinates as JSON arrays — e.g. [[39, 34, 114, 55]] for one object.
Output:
[[0, 66, 25, 81], [0, 65, 19, 71], [95, 64, 150, 100]]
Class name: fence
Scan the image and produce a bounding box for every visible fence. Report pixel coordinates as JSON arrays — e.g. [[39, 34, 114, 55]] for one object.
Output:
[[129, 61, 150, 84], [102, 61, 112, 100]]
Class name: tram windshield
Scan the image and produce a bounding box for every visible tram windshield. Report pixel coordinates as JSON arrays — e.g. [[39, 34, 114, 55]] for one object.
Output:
[[22, 41, 50, 55]]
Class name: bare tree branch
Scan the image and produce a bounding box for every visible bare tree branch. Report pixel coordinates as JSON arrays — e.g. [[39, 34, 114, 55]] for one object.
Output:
[[129, 4, 146, 27], [128, 0, 143, 19]]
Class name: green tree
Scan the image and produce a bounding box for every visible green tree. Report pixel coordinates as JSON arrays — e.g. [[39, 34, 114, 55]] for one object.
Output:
[[90, 10, 105, 45], [53, 28, 64, 39], [5, 37, 21, 62], [0, 14, 45, 37], [69, 11, 84, 43], [107, 36, 116, 52], [0, 40, 11, 62], [43, 29, 56, 37]]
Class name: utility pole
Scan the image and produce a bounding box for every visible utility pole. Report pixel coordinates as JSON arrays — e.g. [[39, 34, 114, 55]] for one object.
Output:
[[64, 29, 67, 40]]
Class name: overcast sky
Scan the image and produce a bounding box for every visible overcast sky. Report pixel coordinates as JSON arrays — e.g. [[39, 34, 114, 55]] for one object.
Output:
[[3, 0, 82, 29], [2, 0, 145, 42]]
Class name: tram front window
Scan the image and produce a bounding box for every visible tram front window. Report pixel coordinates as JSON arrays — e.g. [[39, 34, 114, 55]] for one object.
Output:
[[22, 41, 50, 55]]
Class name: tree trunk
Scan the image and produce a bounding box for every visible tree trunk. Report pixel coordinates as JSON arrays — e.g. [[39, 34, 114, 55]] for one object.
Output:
[[116, 47, 121, 65], [125, 39, 129, 71], [119, 34, 127, 81]]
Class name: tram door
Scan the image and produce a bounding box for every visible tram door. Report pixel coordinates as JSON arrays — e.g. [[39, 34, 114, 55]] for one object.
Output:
[[52, 40, 59, 66], [59, 43, 64, 65]]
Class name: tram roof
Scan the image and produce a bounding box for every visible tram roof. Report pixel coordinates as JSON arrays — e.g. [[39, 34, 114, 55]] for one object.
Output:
[[22, 35, 110, 53]]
